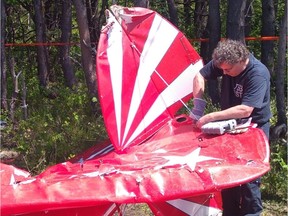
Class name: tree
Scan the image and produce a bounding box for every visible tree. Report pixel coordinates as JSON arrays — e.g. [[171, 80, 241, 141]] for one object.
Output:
[[1, 0, 8, 111], [206, 0, 221, 105], [72, 0, 98, 113], [183, 0, 192, 30], [244, 0, 253, 37], [207, 0, 221, 57], [272, 0, 287, 139], [261, 0, 276, 74], [134, 0, 149, 7], [85, 0, 103, 49], [60, 0, 76, 89], [226, 0, 247, 42], [194, 0, 208, 38], [166, 0, 178, 27], [6, 49, 20, 126], [195, 0, 209, 66], [33, 0, 50, 88]]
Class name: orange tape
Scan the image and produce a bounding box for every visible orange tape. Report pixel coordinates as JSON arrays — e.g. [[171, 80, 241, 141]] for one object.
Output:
[[3, 36, 282, 47], [4, 42, 80, 47], [190, 36, 280, 43]]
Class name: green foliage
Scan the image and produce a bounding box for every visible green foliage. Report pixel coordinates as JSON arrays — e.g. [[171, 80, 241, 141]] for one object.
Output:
[[262, 94, 287, 202], [2, 83, 107, 175], [262, 139, 288, 202], [150, 0, 169, 18]]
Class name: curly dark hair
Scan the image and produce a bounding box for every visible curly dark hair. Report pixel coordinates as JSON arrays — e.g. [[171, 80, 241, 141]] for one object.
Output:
[[212, 39, 250, 67]]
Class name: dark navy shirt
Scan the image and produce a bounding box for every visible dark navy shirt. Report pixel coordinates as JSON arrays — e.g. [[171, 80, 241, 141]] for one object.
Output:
[[200, 54, 271, 125]]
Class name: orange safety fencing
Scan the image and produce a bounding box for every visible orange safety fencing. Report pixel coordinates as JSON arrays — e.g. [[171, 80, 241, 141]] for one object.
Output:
[[190, 36, 280, 42], [4, 42, 80, 47], [3, 36, 282, 47]]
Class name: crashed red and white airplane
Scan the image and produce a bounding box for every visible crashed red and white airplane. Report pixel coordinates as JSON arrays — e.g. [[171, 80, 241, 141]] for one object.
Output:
[[0, 6, 270, 216]]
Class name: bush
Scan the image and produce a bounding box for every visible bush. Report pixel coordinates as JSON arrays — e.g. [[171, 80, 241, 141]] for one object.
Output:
[[1, 83, 107, 175], [262, 139, 288, 202]]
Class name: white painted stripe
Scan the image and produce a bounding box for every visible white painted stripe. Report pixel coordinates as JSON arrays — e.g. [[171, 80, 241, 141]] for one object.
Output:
[[123, 14, 178, 146], [115, 180, 136, 198], [125, 61, 202, 147], [151, 171, 165, 195], [107, 14, 124, 145], [10, 174, 16, 185], [83, 171, 100, 177], [86, 144, 114, 161], [103, 203, 117, 216], [124, 91, 167, 148], [166, 198, 222, 216], [161, 60, 203, 106], [14, 168, 30, 178]]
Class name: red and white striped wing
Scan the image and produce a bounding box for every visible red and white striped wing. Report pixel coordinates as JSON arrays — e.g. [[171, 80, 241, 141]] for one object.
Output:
[[1, 116, 270, 215], [0, 163, 31, 186], [97, 6, 203, 152]]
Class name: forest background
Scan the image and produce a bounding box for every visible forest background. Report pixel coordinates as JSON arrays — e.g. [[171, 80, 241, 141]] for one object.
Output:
[[0, 0, 287, 215]]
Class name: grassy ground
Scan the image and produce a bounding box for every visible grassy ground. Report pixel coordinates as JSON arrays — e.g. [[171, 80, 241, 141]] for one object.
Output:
[[122, 199, 288, 216], [262, 199, 288, 216]]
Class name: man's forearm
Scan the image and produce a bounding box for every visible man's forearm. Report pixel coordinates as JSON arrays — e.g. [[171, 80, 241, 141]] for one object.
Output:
[[193, 73, 205, 98], [196, 105, 254, 128]]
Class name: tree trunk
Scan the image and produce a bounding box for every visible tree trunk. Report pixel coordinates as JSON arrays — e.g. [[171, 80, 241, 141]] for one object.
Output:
[[21, 74, 28, 120], [72, 0, 98, 113], [1, 0, 8, 111], [194, 0, 208, 38], [183, 0, 192, 29], [199, 0, 209, 63], [208, 0, 221, 57], [244, 0, 253, 37], [60, 0, 76, 89], [85, 0, 100, 51], [167, 0, 178, 27], [33, 0, 49, 87], [261, 0, 275, 75], [133, 0, 149, 8], [7, 51, 21, 128], [274, 0, 287, 127], [207, 0, 221, 105], [226, 0, 247, 42]]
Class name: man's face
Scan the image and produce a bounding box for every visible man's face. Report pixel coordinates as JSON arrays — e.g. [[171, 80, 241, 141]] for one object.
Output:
[[219, 61, 247, 77]]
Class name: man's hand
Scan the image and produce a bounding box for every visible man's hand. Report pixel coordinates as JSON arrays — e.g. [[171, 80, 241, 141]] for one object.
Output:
[[196, 114, 213, 128]]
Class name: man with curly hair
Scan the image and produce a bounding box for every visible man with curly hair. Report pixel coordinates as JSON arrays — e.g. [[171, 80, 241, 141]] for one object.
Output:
[[191, 39, 271, 216]]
